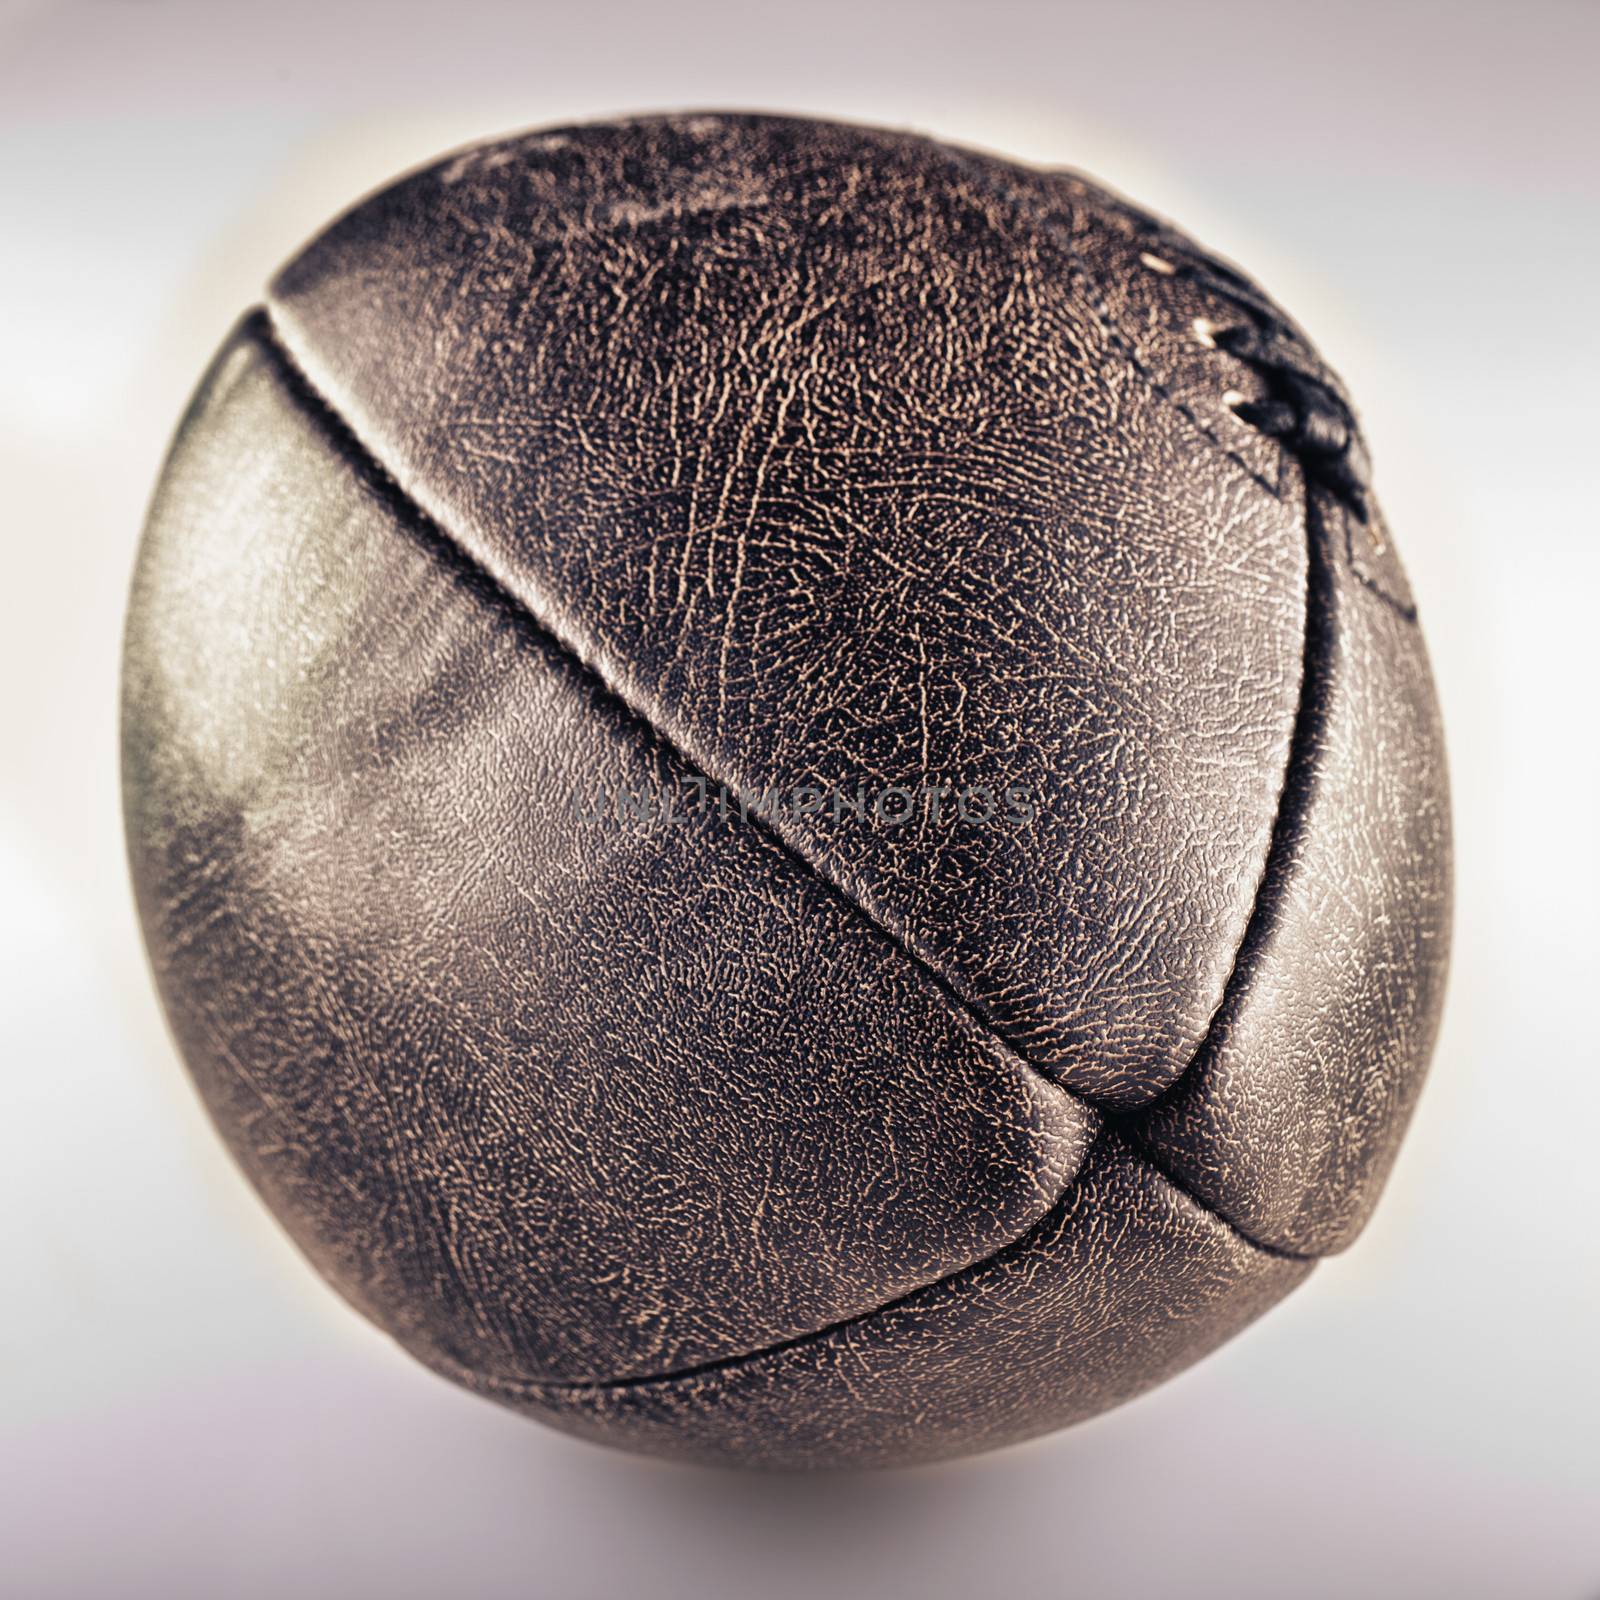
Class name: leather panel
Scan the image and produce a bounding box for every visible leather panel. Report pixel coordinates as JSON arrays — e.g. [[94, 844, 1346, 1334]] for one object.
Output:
[[265, 112, 1310, 1109], [1027, 165, 1306, 498], [456, 1133, 1313, 1467], [121, 115, 1454, 1463], [121, 323, 1097, 1385], [1129, 489, 1451, 1253]]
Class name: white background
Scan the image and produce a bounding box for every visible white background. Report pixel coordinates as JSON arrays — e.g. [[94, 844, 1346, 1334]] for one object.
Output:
[[2, 1, 1596, 1595]]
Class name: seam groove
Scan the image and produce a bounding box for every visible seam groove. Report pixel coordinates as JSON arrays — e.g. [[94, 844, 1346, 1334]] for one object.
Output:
[[1111, 493, 1329, 1149], [249, 306, 1089, 1117], [244, 304, 1321, 1266], [425, 1127, 1312, 1403]]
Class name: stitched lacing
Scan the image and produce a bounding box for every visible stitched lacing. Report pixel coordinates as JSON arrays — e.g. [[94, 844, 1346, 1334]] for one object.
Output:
[[1163, 248, 1374, 522]]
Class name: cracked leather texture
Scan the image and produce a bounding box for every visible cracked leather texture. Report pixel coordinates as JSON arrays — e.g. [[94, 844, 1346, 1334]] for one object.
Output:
[[123, 333, 1096, 1386], [123, 114, 1450, 1465], [1129, 490, 1450, 1255], [267, 114, 1310, 1110]]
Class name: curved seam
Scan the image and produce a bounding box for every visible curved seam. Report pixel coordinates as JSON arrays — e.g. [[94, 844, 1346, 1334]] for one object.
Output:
[[929, 165, 1336, 1193], [249, 312, 1094, 1120], [251, 306, 1097, 1114], [1105, 490, 1321, 1151], [447, 1153, 1094, 1400], [424, 1128, 1313, 1403], [246, 307, 1315, 1254]]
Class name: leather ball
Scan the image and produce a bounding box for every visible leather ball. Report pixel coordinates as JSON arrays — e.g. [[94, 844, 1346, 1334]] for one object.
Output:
[[123, 114, 1451, 1466]]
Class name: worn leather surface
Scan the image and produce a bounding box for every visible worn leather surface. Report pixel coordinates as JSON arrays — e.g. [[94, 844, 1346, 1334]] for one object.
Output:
[[1130, 491, 1450, 1255], [123, 113, 1450, 1465], [452, 1134, 1311, 1467], [268, 114, 1311, 1111], [123, 330, 1095, 1385]]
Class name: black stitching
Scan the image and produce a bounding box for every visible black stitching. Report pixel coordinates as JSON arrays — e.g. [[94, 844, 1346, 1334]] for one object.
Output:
[[947, 150, 1297, 509], [1344, 507, 1420, 621], [1065, 253, 1291, 504], [1010, 167, 1421, 622]]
